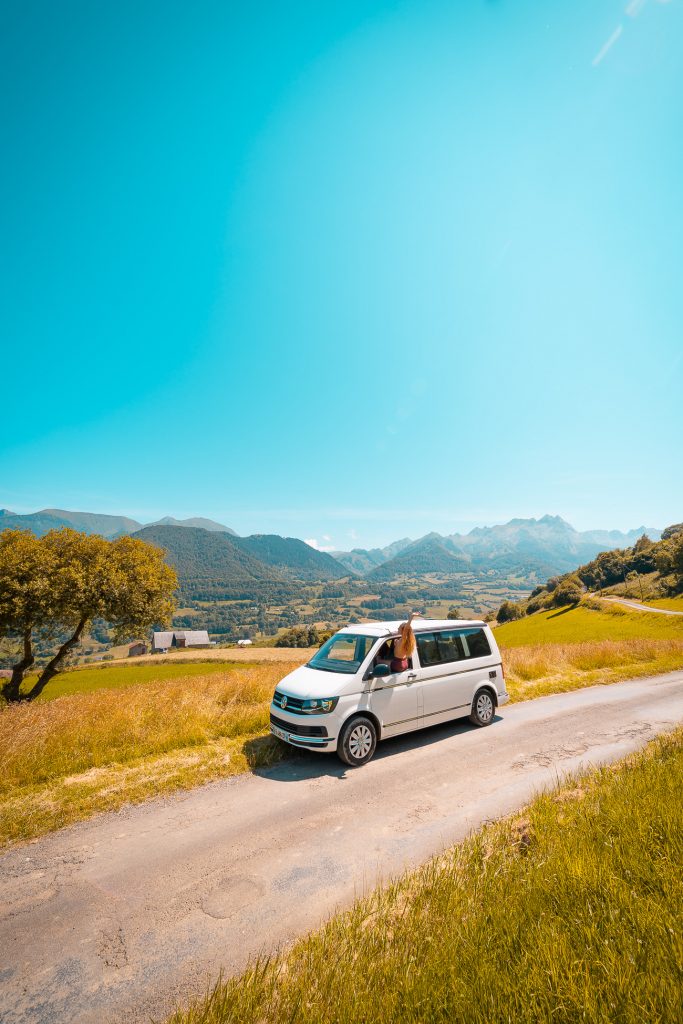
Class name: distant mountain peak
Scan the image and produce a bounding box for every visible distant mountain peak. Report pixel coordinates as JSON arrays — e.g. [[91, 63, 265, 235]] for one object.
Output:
[[148, 516, 237, 535]]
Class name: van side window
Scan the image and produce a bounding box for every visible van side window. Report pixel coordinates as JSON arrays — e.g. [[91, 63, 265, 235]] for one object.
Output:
[[460, 628, 491, 659], [415, 632, 440, 666], [435, 630, 466, 663], [416, 630, 465, 667]]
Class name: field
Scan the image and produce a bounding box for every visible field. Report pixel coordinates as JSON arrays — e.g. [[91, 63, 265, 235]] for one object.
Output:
[[168, 727, 683, 1024], [0, 663, 298, 846], [2, 601, 683, 847], [20, 661, 245, 701], [644, 595, 683, 612], [494, 600, 683, 646]]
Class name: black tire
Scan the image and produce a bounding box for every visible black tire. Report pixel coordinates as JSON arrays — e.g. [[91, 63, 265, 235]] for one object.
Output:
[[470, 687, 496, 727], [337, 715, 378, 767]]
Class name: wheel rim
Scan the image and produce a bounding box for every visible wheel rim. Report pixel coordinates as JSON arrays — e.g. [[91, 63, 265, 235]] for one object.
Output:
[[476, 693, 494, 722], [348, 724, 373, 759]]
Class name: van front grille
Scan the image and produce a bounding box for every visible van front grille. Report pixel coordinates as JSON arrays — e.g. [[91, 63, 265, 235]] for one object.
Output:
[[273, 690, 308, 714], [270, 713, 328, 738]]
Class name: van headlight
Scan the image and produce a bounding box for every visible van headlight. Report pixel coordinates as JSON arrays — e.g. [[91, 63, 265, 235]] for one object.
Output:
[[301, 697, 339, 714]]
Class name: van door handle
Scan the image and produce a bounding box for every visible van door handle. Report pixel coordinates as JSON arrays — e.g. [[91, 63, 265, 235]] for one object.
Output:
[[407, 673, 417, 681]]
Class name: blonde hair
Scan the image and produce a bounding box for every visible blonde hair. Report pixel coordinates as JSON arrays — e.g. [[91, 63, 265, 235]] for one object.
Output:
[[398, 620, 416, 657]]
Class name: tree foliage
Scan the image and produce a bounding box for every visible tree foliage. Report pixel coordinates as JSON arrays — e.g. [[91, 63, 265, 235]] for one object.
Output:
[[496, 600, 524, 623], [0, 528, 177, 701]]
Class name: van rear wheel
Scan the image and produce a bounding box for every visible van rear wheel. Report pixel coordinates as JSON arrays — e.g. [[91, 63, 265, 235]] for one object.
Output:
[[338, 716, 377, 767], [470, 688, 495, 727]]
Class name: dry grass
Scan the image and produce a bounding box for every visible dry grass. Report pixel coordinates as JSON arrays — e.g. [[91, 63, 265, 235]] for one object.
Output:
[[502, 638, 683, 700], [106, 646, 318, 666], [2, 624, 683, 849], [0, 664, 293, 846]]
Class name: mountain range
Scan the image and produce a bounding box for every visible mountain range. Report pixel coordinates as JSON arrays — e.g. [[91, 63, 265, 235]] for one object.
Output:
[[0, 507, 662, 588], [131, 525, 347, 590], [0, 508, 234, 539], [335, 516, 662, 581]]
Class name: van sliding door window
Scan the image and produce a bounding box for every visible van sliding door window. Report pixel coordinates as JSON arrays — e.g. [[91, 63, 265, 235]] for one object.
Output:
[[416, 630, 466, 667], [459, 628, 492, 659]]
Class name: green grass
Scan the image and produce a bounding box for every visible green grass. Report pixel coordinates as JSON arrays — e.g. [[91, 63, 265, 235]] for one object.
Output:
[[644, 596, 683, 612], [495, 600, 683, 647], [19, 660, 239, 701], [168, 727, 683, 1024]]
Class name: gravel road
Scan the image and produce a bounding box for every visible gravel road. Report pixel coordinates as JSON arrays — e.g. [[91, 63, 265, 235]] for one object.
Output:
[[1, 670, 682, 1024]]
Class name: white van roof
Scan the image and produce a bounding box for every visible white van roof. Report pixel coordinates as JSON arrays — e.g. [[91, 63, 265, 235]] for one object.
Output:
[[338, 617, 486, 637]]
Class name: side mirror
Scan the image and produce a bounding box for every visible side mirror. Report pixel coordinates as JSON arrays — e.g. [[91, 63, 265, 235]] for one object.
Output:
[[371, 663, 391, 678]]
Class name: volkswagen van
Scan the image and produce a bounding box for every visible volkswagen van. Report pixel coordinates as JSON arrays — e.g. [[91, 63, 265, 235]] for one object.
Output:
[[270, 618, 507, 766]]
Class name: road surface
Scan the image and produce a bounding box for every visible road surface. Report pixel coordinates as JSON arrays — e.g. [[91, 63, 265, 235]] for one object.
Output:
[[1, 670, 682, 1024], [598, 595, 683, 616]]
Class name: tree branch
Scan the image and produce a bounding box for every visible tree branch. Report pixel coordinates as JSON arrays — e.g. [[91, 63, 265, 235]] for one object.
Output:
[[3, 629, 34, 703], [27, 616, 88, 700]]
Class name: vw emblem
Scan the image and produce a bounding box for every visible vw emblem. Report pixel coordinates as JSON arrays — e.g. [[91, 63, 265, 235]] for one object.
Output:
[[280, 695, 288, 709]]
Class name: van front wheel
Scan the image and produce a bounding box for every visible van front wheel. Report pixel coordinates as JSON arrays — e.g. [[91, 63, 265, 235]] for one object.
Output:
[[470, 688, 495, 727], [338, 716, 377, 767]]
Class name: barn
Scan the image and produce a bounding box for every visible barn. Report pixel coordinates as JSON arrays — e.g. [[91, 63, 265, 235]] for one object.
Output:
[[152, 630, 213, 653]]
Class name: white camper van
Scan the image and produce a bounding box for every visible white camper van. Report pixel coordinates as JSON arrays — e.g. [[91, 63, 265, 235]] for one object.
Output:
[[270, 618, 507, 766]]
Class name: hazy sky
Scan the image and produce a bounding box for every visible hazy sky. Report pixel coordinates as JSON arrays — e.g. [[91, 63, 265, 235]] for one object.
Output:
[[1, 0, 681, 549]]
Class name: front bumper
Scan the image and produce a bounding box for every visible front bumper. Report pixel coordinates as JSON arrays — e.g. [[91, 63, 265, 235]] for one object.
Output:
[[269, 711, 334, 748]]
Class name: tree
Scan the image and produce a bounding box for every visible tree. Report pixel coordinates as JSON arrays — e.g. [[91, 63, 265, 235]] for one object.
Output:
[[0, 528, 177, 701], [0, 530, 58, 701], [446, 607, 460, 619], [672, 534, 683, 583], [551, 575, 583, 607], [496, 600, 524, 623]]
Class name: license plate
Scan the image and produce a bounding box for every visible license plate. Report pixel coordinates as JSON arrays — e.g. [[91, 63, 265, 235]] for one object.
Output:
[[271, 724, 289, 742]]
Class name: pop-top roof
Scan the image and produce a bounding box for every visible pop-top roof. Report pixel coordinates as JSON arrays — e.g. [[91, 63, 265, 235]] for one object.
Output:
[[338, 617, 485, 637]]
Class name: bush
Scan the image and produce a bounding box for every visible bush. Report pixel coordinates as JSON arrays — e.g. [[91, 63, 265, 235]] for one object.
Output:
[[551, 575, 584, 607], [497, 601, 524, 623], [275, 626, 320, 648]]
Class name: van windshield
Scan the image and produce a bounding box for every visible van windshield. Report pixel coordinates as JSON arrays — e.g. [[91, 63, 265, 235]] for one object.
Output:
[[307, 633, 375, 674]]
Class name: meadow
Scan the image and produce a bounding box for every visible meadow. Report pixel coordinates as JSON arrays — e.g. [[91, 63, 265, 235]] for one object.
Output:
[[2, 600, 683, 847], [168, 727, 683, 1024], [494, 599, 683, 646], [19, 661, 241, 700], [644, 595, 683, 612]]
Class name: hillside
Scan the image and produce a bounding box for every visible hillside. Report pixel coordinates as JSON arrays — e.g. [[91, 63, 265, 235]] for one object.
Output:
[[236, 534, 347, 581], [332, 538, 412, 575], [131, 525, 289, 596], [496, 521, 683, 622], [369, 536, 470, 580]]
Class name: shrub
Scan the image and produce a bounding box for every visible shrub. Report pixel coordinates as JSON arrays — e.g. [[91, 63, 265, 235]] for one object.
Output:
[[551, 575, 583, 607], [497, 601, 524, 623], [275, 626, 320, 648]]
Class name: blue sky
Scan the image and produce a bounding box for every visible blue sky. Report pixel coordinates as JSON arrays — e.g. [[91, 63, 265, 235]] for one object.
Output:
[[1, 0, 681, 550]]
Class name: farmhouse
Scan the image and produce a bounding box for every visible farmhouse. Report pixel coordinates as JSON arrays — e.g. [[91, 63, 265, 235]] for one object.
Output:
[[128, 642, 147, 657], [152, 630, 213, 653]]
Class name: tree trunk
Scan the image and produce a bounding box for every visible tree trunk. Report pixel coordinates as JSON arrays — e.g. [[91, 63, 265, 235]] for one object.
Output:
[[27, 616, 88, 700], [4, 630, 34, 702]]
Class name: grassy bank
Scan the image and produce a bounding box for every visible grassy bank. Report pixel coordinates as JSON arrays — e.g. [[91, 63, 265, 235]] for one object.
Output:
[[644, 595, 683, 612], [504, 638, 683, 701], [168, 727, 683, 1024], [494, 600, 683, 646]]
